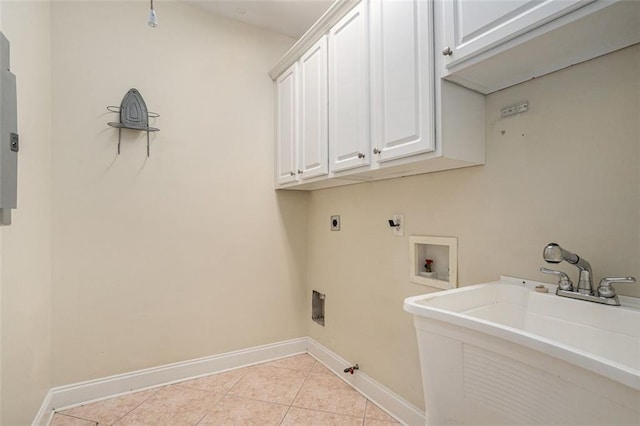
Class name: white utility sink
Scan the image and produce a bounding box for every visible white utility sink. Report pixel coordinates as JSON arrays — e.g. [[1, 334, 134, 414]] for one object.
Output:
[[404, 276, 640, 425]]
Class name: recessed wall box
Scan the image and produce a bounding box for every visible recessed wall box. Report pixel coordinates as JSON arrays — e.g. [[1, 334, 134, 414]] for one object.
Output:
[[0, 32, 19, 225], [312, 290, 325, 326], [409, 236, 458, 290]]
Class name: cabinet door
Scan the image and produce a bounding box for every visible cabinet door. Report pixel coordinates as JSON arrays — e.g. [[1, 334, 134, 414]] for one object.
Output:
[[370, 0, 434, 162], [329, 1, 370, 173], [275, 63, 298, 185], [299, 36, 329, 180], [442, 0, 594, 69]]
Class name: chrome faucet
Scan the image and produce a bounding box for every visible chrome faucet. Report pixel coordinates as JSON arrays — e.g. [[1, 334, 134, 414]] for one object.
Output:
[[542, 243, 593, 294], [540, 242, 636, 306]]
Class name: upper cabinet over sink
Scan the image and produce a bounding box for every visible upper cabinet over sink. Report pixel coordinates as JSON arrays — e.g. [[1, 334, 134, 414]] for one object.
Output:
[[441, 0, 593, 69], [439, 0, 640, 93]]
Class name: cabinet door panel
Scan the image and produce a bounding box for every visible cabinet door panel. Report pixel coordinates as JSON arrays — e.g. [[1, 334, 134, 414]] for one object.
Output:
[[329, 1, 370, 173], [443, 0, 594, 69], [370, 0, 434, 162], [299, 36, 328, 180], [275, 64, 298, 185]]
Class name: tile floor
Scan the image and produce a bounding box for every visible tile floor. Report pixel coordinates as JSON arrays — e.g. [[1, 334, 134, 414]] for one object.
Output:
[[50, 354, 401, 426]]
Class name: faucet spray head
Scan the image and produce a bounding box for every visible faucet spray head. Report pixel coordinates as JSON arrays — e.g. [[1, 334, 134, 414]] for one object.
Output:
[[543, 243, 563, 263], [543, 242, 582, 265]]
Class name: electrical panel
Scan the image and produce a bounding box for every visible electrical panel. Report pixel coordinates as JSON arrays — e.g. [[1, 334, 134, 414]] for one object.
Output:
[[0, 31, 18, 225]]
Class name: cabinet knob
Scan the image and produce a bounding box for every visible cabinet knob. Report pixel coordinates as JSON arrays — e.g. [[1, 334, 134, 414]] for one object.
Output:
[[373, 148, 381, 154], [357, 152, 365, 159], [442, 46, 453, 56], [290, 171, 295, 176], [297, 170, 303, 174]]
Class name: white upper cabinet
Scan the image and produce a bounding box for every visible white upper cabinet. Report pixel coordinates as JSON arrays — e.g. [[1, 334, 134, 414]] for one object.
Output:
[[442, 0, 593, 69], [275, 63, 298, 185], [298, 36, 329, 180], [270, 0, 486, 190], [328, 1, 370, 173], [438, 0, 640, 93], [369, 0, 434, 163]]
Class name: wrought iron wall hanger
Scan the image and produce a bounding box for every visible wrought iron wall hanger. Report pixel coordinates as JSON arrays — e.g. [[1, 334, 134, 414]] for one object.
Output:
[[107, 88, 159, 157]]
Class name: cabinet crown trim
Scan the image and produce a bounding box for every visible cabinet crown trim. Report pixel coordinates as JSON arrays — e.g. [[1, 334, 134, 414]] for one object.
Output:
[[269, 0, 361, 80]]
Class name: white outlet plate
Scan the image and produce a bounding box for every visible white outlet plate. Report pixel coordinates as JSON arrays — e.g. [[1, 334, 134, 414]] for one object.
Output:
[[392, 214, 404, 236]]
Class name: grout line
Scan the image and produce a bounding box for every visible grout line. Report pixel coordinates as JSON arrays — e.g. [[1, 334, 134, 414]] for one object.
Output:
[[51, 412, 98, 425], [278, 359, 317, 425], [193, 391, 229, 426], [194, 367, 253, 426], [224, 364, 254, 396], [286, 404, 366, 420], [110, 388, 161, 425]]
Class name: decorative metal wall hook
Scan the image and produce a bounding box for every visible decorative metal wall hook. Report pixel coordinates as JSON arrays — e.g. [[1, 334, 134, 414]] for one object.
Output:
[[107, 88, 159, 157]]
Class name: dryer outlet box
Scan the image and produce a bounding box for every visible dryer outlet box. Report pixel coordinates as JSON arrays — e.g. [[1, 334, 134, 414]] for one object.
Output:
[[330, 215, 340, 231]]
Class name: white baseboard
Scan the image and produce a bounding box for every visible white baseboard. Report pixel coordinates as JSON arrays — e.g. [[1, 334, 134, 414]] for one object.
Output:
[[32, 337, 307, 426], [33, 337, 425, 426], [307, 339, 425, 426], [33, 390, 54, 426]]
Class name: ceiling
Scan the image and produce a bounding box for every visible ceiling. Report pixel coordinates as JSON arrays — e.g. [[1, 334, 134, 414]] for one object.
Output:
[[185, 0, 335, 39]]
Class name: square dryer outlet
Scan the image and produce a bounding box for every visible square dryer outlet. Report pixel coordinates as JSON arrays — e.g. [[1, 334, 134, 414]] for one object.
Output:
[[330, 215, 340, 231]]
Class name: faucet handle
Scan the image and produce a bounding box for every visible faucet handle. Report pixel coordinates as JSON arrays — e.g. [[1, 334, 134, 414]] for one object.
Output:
[[540, 267, 573, 291], [597, 277, 636, 298]]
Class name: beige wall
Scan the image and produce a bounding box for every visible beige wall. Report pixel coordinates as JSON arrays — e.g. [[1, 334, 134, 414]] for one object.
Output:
[[0, 1, 53, 424], [0, 0, 3, 418], [50, 2, 307, 386], [305, 45, 640, 410], [1, 1, 638, 422]]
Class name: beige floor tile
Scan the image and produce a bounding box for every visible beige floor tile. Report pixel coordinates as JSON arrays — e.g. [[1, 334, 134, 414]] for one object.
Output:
[[364, 419, 402, 426], [310, 362, 334, 375], [49, 354, 400, 426], [292, 372, 367, 418], [261, 354, 317, 371], [228, 365, 308, 405], [364, 400, 398, 422], [198, 395, 289, 425], [177, 368, 246, 394], [59, 389, 157, 425], [49, 413, 98, 425], [281, 407, 363, 426], [115, 385, 221, 426]]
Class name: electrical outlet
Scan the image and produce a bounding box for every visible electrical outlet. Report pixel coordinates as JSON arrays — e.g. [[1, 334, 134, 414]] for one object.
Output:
[[330, 215, 340, 231], [501, 101, 529, 118], [392, 214, 404, 236]]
